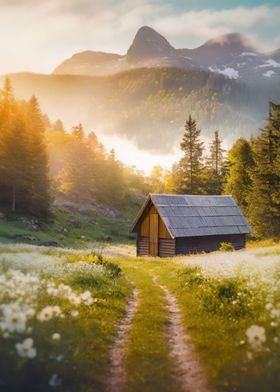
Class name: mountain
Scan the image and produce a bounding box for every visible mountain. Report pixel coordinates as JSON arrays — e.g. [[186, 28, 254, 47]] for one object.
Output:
[[269, 48, 280, 62], [3, 67, 273, 153], [53, 26, 280, 84], [53, 51, 126, 76], [126, 26, 175, 63], [2, 26, 279, 156]]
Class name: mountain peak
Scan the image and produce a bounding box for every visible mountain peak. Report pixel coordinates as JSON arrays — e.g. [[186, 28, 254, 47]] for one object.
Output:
[[204, 32, 258, 53], [126, 25, 174, 63]]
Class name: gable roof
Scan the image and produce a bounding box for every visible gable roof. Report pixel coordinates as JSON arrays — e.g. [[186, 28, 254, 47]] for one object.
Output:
[[130, 194, 251, 239]]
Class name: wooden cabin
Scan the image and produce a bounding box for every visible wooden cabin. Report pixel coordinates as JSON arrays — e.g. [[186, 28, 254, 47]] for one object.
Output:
[[130, 194, 251, 257]]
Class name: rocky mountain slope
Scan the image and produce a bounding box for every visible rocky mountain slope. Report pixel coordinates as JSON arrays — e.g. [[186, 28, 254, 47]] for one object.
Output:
[[54, 26, 280, 85]]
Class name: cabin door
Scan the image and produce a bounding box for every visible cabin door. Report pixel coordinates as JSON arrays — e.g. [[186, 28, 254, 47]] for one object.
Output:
[[149, 213, 159, 256]]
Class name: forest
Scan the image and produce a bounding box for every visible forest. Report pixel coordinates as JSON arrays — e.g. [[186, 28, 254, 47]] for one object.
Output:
[[0, 78, 279, 239], [4, 66, 270, 153]]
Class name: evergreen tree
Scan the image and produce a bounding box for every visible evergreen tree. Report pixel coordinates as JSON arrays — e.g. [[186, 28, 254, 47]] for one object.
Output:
[[224, 138, 253, 215], [60, 125, 93, 202], [25, 96, 51, 216], [72, 124, 84, 140], [0, 79, 30, 211], [0, 111, 31, 211], [150, 166, 164, 193], [176, 115, 204, 194], [205, 130, 225, 194], [53, 119, 65, 133], [103, 149, 125, 204], [248, 107, 280, 237]]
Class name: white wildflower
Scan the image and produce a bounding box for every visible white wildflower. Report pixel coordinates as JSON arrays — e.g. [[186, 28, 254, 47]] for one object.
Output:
[[80, 290, 94, 305], [271, 308, 280, 319], [3, 312, 26, 333], [247, 351, 253, 360], [246, 325, 266, 350], [52, 333, 61, 341], [37, 306, 62, 322], [69, 294, 81, 306], [15, 338, 36, 359]]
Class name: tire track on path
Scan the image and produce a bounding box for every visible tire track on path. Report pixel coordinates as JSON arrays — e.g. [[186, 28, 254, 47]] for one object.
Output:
[[154, 277, 210, 392], [106, 286, 139, 392]]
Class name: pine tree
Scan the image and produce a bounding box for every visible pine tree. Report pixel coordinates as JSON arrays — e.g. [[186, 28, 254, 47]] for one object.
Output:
[[72, 124, 84, 140], [150, 166, 164, 193], [103, 149, 125, 204], [224, 138, 253, 215], [0, 78, 30, 211], [0, 111, 31, 211], [176, 115, 204, 194], [205, 130, 225, 194], [25, 96, 51, 216], [248, 106, 280, 237], [60, 125, 93, 203], [53, 119, 65, 133]]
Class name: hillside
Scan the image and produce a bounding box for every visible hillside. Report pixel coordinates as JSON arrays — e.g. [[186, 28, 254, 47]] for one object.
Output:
[[2, 67, 272, 152], [0, 197, 141, 247]]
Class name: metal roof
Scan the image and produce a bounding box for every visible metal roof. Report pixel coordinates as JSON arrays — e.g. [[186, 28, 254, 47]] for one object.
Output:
[[130, 194, 251, 238]]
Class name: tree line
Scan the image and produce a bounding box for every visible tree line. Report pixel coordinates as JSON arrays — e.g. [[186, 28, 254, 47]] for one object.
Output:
[[0, 79, 149, 217], [150, 104, 280, 238]]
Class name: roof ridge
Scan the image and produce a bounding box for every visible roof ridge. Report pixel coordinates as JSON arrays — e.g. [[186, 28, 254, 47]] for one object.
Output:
[[150, 193, 233, 197]]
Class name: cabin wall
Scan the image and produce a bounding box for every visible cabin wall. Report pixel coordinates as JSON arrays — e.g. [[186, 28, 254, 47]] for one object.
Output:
[[175, 234, 246, 255], [159, 238, 176, 257], [137, 234, 149, 256], [137, 203, 172, 256]]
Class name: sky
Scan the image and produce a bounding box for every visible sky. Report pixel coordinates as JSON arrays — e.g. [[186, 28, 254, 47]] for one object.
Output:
[[0, 0, 279, 75]]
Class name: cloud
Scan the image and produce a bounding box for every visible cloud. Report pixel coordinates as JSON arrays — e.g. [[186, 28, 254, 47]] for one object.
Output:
[[0, 1, 279, 74], [154, 5, 280, 50]]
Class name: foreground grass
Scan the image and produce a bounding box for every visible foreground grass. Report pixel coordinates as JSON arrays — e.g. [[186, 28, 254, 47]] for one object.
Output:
[[0, 251, 132, 391], [1, 246, 280, 391], [118, 261, 178, 392], [116, 257, 280, 392]]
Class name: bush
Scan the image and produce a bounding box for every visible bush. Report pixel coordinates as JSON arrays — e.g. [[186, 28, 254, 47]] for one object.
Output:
[[220, 242, 235, 252]]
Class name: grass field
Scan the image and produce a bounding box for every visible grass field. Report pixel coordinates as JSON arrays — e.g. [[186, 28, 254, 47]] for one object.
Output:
[[0, 244, 279, 391]]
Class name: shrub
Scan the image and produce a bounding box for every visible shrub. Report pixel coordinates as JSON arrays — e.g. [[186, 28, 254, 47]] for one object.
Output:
[[220, 242, 235, 252]]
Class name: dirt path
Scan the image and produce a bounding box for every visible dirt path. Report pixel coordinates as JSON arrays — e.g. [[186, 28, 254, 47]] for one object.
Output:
[[106, 287, 139, 392], [154, 277, 210, 392]]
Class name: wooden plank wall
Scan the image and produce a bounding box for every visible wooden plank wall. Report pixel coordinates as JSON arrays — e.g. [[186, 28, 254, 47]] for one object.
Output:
[[137, 236, 149, 256], [149, 213, 159, 256], [159, 238, 176, 257], [176, 234, 246, 255]]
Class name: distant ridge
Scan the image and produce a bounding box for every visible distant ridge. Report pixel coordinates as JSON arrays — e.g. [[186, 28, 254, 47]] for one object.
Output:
[[53, 26, 280, 84]]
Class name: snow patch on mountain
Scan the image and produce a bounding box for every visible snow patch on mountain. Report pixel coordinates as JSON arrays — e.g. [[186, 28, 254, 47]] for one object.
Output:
[[259, 59, 280, 68], [239, 52, 258, 57], [263, 70, 276, 78], [209, 66, 239, 79]]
